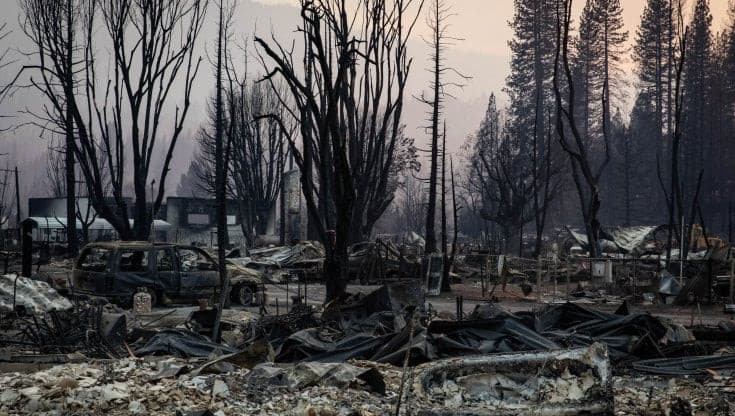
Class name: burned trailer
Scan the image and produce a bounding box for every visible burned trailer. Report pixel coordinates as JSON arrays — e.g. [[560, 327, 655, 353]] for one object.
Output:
[[71, 241, 265, 307]]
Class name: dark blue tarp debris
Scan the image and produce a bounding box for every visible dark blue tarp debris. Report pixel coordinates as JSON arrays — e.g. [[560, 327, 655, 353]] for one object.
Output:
[[135, 329, 237, 358], [272, 302, 675, 365]]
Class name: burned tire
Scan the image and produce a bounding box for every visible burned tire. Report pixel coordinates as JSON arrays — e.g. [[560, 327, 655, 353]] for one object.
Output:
[[232, 284, 254, 306]]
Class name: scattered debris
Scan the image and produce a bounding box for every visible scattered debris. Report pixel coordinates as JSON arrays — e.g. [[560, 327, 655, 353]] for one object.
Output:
[[1, 239, 735, 415], [412, 343, 612, 415]]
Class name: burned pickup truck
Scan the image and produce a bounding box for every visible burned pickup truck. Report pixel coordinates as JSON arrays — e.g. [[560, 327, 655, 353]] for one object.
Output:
[[71, 242, 264, 307]]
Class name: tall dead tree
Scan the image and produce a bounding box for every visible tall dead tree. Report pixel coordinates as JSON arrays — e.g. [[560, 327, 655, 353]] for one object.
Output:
[[420, 0, 467, 254], [660, 13, 689, 267], [62, 0, 77, 255], [212, 0, 235, 344], [553, 0, 611, 257], [22, 0, 208, 241], [448, 156, 459, 274], [16, 2, 79, 253], [256, 0, 423, 302]]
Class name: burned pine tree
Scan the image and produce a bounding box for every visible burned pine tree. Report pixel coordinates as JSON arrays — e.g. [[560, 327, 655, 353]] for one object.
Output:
[[679, 0, 712, 244], [633, 0, 679, 202], [505, 0, 560, 256], [256, 0, 422, 302], [21, 0, 208, 241]]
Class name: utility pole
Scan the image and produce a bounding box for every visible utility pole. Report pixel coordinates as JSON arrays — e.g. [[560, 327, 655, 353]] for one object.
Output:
[[15, 167, 20, 243], [279, 136, 286, 246]]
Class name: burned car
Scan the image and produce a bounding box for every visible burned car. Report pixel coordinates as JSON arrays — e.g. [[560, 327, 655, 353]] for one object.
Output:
[[72, 242, 264, 307]]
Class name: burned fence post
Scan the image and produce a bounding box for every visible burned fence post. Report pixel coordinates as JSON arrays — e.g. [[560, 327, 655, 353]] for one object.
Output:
[[14, 167, 20, 246], [455, 296, 464, 321], [536, 256, 542, 304], [20, 219, 33, 277], [480, 257, 485, 298]]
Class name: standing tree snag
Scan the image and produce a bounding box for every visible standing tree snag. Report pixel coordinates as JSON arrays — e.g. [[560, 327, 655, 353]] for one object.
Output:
[[659, 12, 688, 268], [420, 0, 468, 254], [256, 0, 423, 302], [15, 1, 79, 254], [553, 0, 611, 257], [21, 0, 208, 241], [212, 0, 236, 344]]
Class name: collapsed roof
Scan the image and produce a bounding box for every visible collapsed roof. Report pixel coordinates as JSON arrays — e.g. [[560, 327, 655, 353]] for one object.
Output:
[[566, 225, 661, 256]]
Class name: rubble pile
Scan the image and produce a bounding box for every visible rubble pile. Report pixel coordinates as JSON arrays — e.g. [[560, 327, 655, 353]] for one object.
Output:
[[0, 354, 733, 415], [1, 290, 127, 359], [1, 253, 735, 415], [0, 274, 72, 314], [0, 358, 397, 415], [259, 293, 709, 368]]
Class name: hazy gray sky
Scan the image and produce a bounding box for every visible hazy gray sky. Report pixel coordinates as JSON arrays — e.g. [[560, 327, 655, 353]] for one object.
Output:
[[253, 0, 731, 57], [1, 0, 731, 201]]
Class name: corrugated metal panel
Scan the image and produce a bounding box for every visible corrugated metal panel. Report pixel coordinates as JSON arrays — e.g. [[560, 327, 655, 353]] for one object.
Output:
[[24, 217, 172, 231]]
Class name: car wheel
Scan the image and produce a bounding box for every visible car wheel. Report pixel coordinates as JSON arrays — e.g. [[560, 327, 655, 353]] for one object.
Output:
[[233, 284, 254, 306]]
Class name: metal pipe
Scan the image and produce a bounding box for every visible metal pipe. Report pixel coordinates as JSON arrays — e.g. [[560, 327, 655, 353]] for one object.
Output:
[[680, 216, 685, 284], [14, 167, 20, 245]]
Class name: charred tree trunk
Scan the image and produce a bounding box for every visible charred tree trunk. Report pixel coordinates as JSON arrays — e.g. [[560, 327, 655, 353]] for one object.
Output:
[[63, 0, 77, 256], [279, 133, 286, 246], [424, 6, 441, 255], [664, 24, 687, 268], [213, 2, 229, 343], [256, 0, 420, 303], [552, 0, 609, 258], [448, 157, 459, 277], [441, 123, 450, 292]]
